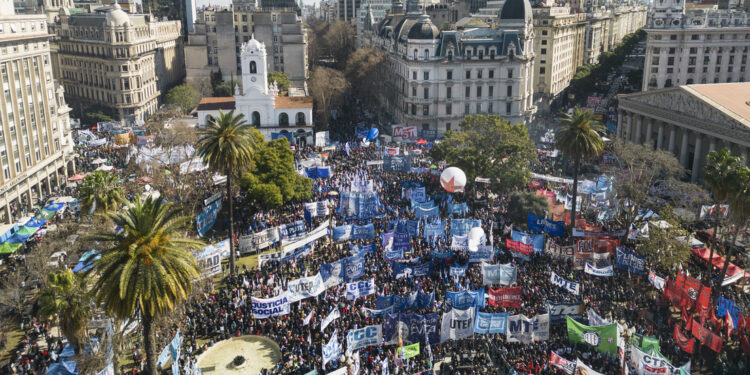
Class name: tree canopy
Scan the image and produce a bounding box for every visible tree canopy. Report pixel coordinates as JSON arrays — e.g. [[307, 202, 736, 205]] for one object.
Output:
[[506, 191, 550, 227], [430, 115, 537, 193], [308, 66, 349, 130], [268, 71, 291, 93], [241, 138, 313, 209], [165, 84, 202, 114]]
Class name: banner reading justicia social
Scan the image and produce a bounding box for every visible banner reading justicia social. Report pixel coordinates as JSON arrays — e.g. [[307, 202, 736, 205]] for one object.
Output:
[[252, 293, 290, 318]]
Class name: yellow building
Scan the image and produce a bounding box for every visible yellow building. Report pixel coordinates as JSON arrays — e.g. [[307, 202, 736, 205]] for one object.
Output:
[[532, 6, 587, 99]]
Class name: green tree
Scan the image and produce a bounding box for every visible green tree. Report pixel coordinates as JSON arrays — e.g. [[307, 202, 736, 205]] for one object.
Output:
[[555, 107, 605, 230], [702, 148, 744, 287], [344, 49, 389, 112], [308, 67, 349, 130], [636, 206, 692, 272], [268, 71, 291, 93], [506, 191, 550, 227], [165, 84, 202, 114], [38, 270, 92, 355], [241, 138, 313, 209], [82, 104, 116, 125], [430, 115, 537, 193], [713, 162, 750, 298], [196, 110, 259, 275], [90, 197, 204, 375], [78, 170, 125, 214]]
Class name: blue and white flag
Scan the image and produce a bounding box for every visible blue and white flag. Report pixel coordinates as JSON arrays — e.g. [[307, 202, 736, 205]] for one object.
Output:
[[388, 220, 420, 237], [450, 219, 482, 236], [511, 230, 545, 254], [481, 262, 517, 286], [527, 213, 565, 237], [451, 235, 469, 251], [338, 192, 381, 219], [450, 266, 467, 277], [468, 248, 493, 263], [350, 243, 377, 257], [414, 206, 439, 219], [474, 312, 509, 334], [615, 247, 646, 275], [584, 263, 614, 277], [447, 202, 468, 216], [393, 261, 433, 279], [321, 255, 366, 286], [195, 199, 222, 237], [332, 224, 375, 242], [546, 302, 585, 323], [423, 221, 444, 238], [384, 249, 404, 260], [321, 308, 340, 332], [287, 273, 326, 303], [550, 272, 580, 295], [322, 330, 342, 368], [346, 278, 376, 300], [382, 232, 411, 252], [446, 290, 484, 310], [408, 187, 426, 203], [346, 325, 383, 354], [252, 293, 291, 318]]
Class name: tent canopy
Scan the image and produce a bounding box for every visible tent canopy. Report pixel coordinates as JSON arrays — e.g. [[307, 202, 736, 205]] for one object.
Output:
[[692, 247, 748, 285]]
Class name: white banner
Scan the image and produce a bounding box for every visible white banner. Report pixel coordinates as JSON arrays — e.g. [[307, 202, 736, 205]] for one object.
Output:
[[322, 330, 341, 369], [507, 313, 549, 344], [648, 270, 666, 290], [282, 222, 329, 252], [440, 307, 475, 343], [451, 235, 469, 251], [305, 201, 331, 217], [550, 272, 581, 295], [392, 125, 418, 143], [575, 359, 605, 375], [287, 273, 327, 303], [584, 263, 614, 277], [587, 309, 610, 327], [629, 345, 690, 375], [251, 293, 290, 319], [345, 278, 376, 300], [192, 239, 228, 278], [346, 325, 382, 353], [239, 227, 281, 254], [321, 308, 340, 332]]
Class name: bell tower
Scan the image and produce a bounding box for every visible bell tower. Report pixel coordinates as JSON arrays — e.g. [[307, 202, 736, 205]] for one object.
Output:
[[240, 34, 269, 96]]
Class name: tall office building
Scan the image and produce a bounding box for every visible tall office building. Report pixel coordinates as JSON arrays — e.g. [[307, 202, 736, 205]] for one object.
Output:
[[642, 0, 750, 91], [0, 2, 75, 223]]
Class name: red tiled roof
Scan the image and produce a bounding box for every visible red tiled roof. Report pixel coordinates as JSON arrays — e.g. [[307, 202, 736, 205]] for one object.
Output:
[[275, 96, 313, 109], [197, 97, 236, 111]]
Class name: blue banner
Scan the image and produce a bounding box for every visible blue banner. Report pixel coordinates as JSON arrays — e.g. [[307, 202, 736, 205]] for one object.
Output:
[[383, 155, 411, 172], [411, 200, 435, 211], [382, 313, 440, 344], [349, 243, 377, 257], [450, 219, 482, 236], [431, 250, 454, 261], [717, 297, 741, 328], [393, 261, 433, 279], [450, 265, 467, 277], [415, 206, 439, 219], [388, 220, 420, 237], [376, 291, 435, 312], [280, 220, 306, 240], [322, 332, 341, 368], [474, 312, 509, 334], [305, 167, 331, 179], [196, 199, 222, 237], [446, 290, 485, 310], [614, 247, 646, 275], [332, 224, 375, 242], [321, 254, 365, 284], [546, 301, 585, 323], [468, 249, 493, 263], [382, 232, 411, 252], [511, 230, 545, 254], [423, 221, 445, 238], [447, 202, 468, 216], [338, 192, 381, 219], [384, 249, 404, 260], [482, 263, 517, 285], [527, 213, 565, 237]]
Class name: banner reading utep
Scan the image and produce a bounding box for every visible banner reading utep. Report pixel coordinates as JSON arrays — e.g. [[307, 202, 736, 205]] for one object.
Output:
[[252, 293, 291, 318], [550, 272, 580, 295], [440, 307, 475, 343], [287, 273, 326, 303], [488, 287, 521, 308], [392, 125, 418, 143]]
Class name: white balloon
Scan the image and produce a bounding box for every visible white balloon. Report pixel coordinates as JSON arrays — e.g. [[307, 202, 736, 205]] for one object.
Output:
[[467, 227, 486, 251], [440, 167, 467, 193]]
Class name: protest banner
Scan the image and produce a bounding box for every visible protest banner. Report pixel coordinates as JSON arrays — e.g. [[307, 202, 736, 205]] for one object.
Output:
[[376, 291, 435, 312], [196, 198, 222, 237], [506, 238, 533, 255], [401, 343, 419, 359], [445, 290, 484, 310], [239, 227, 280, 254], [482, 262, 517, 285], [382, 313, 440, 345], [474, 312, 509, 334], [451, 235, 469, 251], [287, 273, 327, 303], [545, 239, 575, 261], [338, 192, 381, 219], [346, 325, 382, 353], [321, 308, 340, 332], [388, 220, 420, 237], [393, 261, 433, 279], [511, 230, 544, 253], [488, 287, 521, 308], [450, 219, 482, 236], [550, 272, 581, 295], [566, 317, 618, 354], [382, 232, 411, 252], [350, 243, 377, 257], [345, 279, 376, 300], [440, 307, 475, 342], [392, 125, 418, 143], [527, 213, 565, 237], [628, 344, 691, 375], [252, 294, 291, 318], [584, 263, 614, 277], [192, 239, 229, 278], [383, 155, 411, 172], [546, 302, 585, 323], [549, 351, 576, 374], [322, 331, 341, 368], [615, 247, 646, 275], [507, 313, 549, 343], [304, 201, 330, 217]]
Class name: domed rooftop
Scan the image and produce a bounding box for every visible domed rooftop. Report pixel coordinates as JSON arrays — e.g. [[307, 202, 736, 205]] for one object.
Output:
[[105, 2, 130, 26], [243, 34, 265, 52], [499, 0, 532, 23], [407, 14, 440, 40]]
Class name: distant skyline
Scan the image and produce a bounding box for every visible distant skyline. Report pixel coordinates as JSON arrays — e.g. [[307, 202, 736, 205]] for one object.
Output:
[[195, 0, 320, 7]]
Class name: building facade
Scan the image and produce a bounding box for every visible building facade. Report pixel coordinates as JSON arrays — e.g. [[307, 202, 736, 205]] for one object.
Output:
[[363, 0, 537, 132], [55, 4, 184, 123], [186, 6, 308, 89], [196, 36, 313, 145], [617, 83, 750, 183], [532, 5, 586, 99], [0, 4, 75, 223], [642, 0, 750, 91]]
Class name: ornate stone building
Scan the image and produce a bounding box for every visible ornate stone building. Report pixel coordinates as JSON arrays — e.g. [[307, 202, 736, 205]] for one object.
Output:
[[0, 3, 74, 223], [55, 4, 184, 123], [642, 0, 750, 91], [362, 0, 537, 131], [532, 5, 586, 100], [617, 82, 750, 183]]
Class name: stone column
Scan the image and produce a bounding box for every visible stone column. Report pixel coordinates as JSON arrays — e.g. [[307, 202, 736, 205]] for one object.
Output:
[[742, 147, 748, 163], [54, 169, 60, 187], [617, 110, 623, 138], [708, 137, 716, 154], [36, 181, 43, 203], [645, 118, 653, 146], [27, 185, 33, 210], [624, 114, 632, 141], [657, 122, 665, 150], [680, 129, 690, 168], [691, 133, 703, 183], [668, 125, 677, 153], [634, 115, 643, 144], [45, 177, 52, 194], [4, 203, 11, 225]]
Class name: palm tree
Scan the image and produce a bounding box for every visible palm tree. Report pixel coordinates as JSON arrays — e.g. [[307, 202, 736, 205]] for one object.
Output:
[[713, 163, 750, 298], [91, 197, 204, 375], [196, 110, 258, 275], [38, 270, 92, 355], [78, 170, 125, 214], [555, 107, 605, 230], [702, 148, 743, 287]]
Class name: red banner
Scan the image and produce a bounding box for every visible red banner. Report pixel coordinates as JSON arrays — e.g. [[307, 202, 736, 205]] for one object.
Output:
[[505, 238, 533, 255], [673, 324, 695, 354], [691, 323, 723, 353], [664, 272, 711, 310], [488, 286, 521, 308]]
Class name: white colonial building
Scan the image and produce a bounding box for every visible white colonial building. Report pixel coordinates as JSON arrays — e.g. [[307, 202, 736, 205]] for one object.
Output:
[[197, 36, 313, 146]]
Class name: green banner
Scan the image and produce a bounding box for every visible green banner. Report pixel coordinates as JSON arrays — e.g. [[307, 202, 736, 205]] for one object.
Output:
[[630, 333, 659, 353], [401, 343, 420, 359], [566, 317, 618, 354]]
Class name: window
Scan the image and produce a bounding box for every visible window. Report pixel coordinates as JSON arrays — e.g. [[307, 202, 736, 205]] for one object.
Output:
[[424, 49, 429, 59], [411, 104, 417, 115], [423, 105, 429, 115], [542, 30, 547, 36], [447, 70, 453, 80], [465, 70, 471, 79], [477, 70, 482, 79], [541, 48, 546, 54], [689, 57, 696, 65], [447, 87, 452, 98], [667, 57, 674, 66], [488, 103, 493, 113], [670, 34, 677, 40], [668, 48, 675, 54], [296, 112, 305, 125], [541, 40, 547, 45], [540, 67, 546, 74], [689, 47, 697, 54], [446, 123, 452, 131], [652, 57, 660, 65], [476, 103, 482, 113], [691, 34, 698, 40], [446, 104, 452, 115], [465, 86, 470, 97], [423, 88, 429, 99], [476, 86, 482, 97], [489, 70, 494, 78], [506, 102, 512, 114], [488, 86, 494, 97], [412, 71, 417, 80], [423, 71, 429, 80], [464, 103, 470, 114], [506, 85, 512, 96], [250, 61, 257, 74], [252, 111, 261, 126], [412, 87, 417, 97]]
